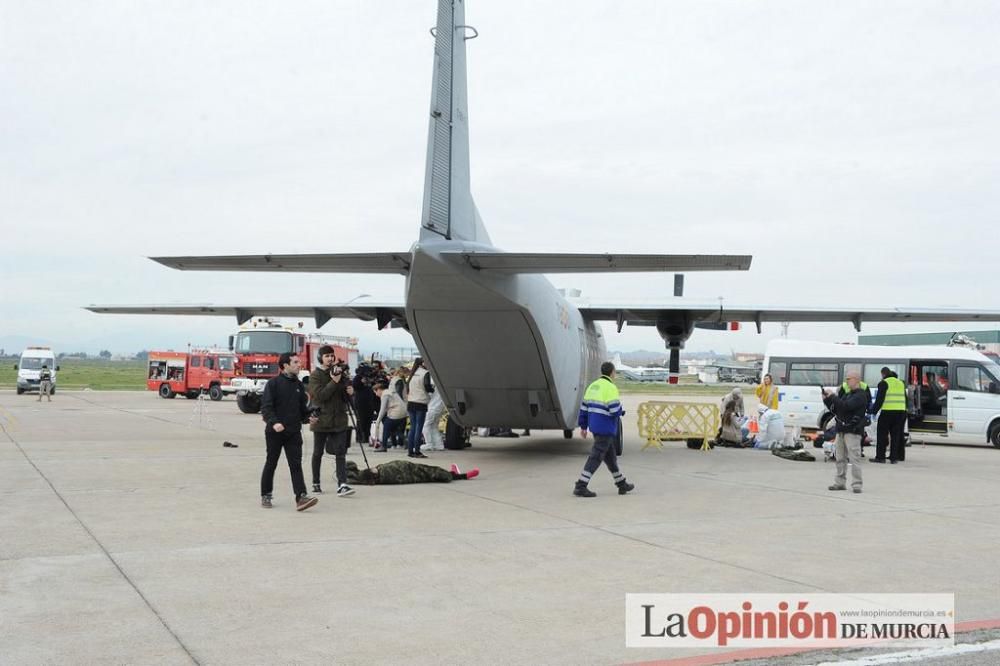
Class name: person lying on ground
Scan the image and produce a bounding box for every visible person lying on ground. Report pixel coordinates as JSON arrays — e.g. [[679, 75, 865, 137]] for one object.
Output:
[[345, 460, 479, 485]]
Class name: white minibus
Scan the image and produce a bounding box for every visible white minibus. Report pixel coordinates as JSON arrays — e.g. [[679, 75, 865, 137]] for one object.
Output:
[[764, 339, 1000, 448]]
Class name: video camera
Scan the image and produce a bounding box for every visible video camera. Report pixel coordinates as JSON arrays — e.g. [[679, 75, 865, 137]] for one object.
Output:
[[355, 361, 388, 386], [330, 361, 351, 378]]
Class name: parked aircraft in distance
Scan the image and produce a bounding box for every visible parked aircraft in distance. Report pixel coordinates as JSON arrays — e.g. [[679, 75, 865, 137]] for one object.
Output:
[[611, 354, 671, 383]]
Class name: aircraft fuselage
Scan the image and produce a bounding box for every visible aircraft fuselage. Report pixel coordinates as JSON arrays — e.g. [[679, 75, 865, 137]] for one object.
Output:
[[405, 239, 606, 430]]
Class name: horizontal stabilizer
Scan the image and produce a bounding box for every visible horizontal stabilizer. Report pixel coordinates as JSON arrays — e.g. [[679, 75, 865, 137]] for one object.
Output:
[[85, 303, 407, 329], [440, 252, 751, 273], [151, 253, 413, 274]]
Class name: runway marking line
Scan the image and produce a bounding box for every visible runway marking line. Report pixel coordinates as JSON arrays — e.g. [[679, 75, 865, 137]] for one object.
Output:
[[622, 617, 1000, 666]]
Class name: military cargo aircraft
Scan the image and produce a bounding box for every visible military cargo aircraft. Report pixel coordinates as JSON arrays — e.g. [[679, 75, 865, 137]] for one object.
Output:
[[89, 0, 1000, 446]]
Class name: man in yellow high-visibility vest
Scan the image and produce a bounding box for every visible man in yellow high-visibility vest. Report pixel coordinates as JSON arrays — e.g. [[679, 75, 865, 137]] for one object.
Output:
[[871, 367, 908, 463], [574, 361, 634, 498]]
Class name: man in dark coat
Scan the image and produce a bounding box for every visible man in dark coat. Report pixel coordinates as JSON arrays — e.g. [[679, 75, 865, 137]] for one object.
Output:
[[352, 364, 378, 446], [308, 345, 355, 497], [822, 370, 868, 494], [260, 352, 319, 511]]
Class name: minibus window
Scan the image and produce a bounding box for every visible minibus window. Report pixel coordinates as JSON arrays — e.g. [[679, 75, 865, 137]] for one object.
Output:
[[768, 362, 787, 383], [864, 363, 904, 386], [789, 363, 839, 386], [956, 366, 992, 393]]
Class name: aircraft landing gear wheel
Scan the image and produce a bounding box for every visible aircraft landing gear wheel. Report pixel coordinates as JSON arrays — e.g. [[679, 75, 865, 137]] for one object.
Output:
[[444, 416, 470, 449], [209, 385, 224, 401], [563, 429, 574, 439], [237, 393, 261, 414], [159, 384, 175, 399]]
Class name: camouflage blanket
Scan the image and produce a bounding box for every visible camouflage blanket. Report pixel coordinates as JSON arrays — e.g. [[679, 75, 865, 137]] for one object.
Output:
[[346, 459, 453, 484], [713, 439, 749, 448], [771, 448, 816, 462]]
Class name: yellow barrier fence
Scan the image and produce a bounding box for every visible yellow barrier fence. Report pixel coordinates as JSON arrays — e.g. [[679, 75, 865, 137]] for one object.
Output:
[[637, 401, 719, 451]]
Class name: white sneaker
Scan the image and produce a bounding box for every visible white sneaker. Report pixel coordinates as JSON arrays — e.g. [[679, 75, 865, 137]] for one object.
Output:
[[337, 485, 355, 497]]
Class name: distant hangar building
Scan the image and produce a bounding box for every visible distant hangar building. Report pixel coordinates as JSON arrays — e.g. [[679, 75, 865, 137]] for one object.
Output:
[[858, 330, 1000, 354]]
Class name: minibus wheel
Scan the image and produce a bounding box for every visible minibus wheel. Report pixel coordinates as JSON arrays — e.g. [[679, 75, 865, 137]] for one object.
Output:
[[989, 421, 1000, 449]]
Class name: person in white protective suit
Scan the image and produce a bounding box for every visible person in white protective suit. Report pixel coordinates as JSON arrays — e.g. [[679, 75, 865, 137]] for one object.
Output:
[[421, 365, 447, 451], [752, 404, 787, 449]]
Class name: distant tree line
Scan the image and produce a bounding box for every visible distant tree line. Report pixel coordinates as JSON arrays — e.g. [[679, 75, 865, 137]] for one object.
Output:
[[2, 349, 150, 360]]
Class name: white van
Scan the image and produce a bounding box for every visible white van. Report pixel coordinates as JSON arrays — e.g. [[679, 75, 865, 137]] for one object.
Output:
[[15, 347, 59, 395], [764, 339, 1000, 448]]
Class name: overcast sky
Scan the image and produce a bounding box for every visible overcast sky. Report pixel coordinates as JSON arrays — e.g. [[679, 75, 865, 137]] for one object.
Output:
[[2, 0, 998, 357]]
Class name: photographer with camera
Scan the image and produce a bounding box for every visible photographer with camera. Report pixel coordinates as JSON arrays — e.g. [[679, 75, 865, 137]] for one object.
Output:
[[352, 362, 378, 447], [308, 345, 355, 497], [822, 371, 867, 494]]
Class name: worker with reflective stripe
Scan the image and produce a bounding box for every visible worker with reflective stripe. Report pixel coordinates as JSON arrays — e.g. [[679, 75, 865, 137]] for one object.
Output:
[[840, 379, 867, 394], [872, 367, 908, 463], [838, 378, 873, 409], [574, 361, 634, 498]]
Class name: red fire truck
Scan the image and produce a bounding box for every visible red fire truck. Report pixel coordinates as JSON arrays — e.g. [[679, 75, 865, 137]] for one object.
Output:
[[227, 318, 359, 414], [147, 349, 237, 401]]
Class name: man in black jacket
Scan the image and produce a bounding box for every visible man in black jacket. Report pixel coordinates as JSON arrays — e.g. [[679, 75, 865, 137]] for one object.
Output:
[[308, 345, 355, 497], [260, 352, 319, 511], [352, 364, 378, 447], [822, 370, 867, 494]]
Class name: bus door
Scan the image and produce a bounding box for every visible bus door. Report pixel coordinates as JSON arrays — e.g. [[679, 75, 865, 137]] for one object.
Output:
[[949, 363, 1000, 440], [908, 360, 948, 434]]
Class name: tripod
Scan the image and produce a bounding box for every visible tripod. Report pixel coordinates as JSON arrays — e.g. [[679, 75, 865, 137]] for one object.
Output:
[[188, 385, 214, 431], [345, 396, 371, 473]]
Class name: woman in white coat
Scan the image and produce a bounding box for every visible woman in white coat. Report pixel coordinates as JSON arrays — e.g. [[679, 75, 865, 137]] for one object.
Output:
[[406, 358, 431, 457]]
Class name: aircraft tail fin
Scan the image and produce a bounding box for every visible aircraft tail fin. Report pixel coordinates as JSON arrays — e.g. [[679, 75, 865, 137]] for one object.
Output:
[[420, 0, 490, 244]]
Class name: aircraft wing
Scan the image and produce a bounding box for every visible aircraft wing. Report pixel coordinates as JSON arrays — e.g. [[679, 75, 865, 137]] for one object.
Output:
[[84, 303, 408, 329], [439, 252, 751, 273], [577, 302, 1000, 332], [150, 253, 413, 274]]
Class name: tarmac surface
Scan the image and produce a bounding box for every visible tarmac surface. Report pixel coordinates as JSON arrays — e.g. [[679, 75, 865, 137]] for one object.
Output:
[[2, 389, 1000, 665]]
